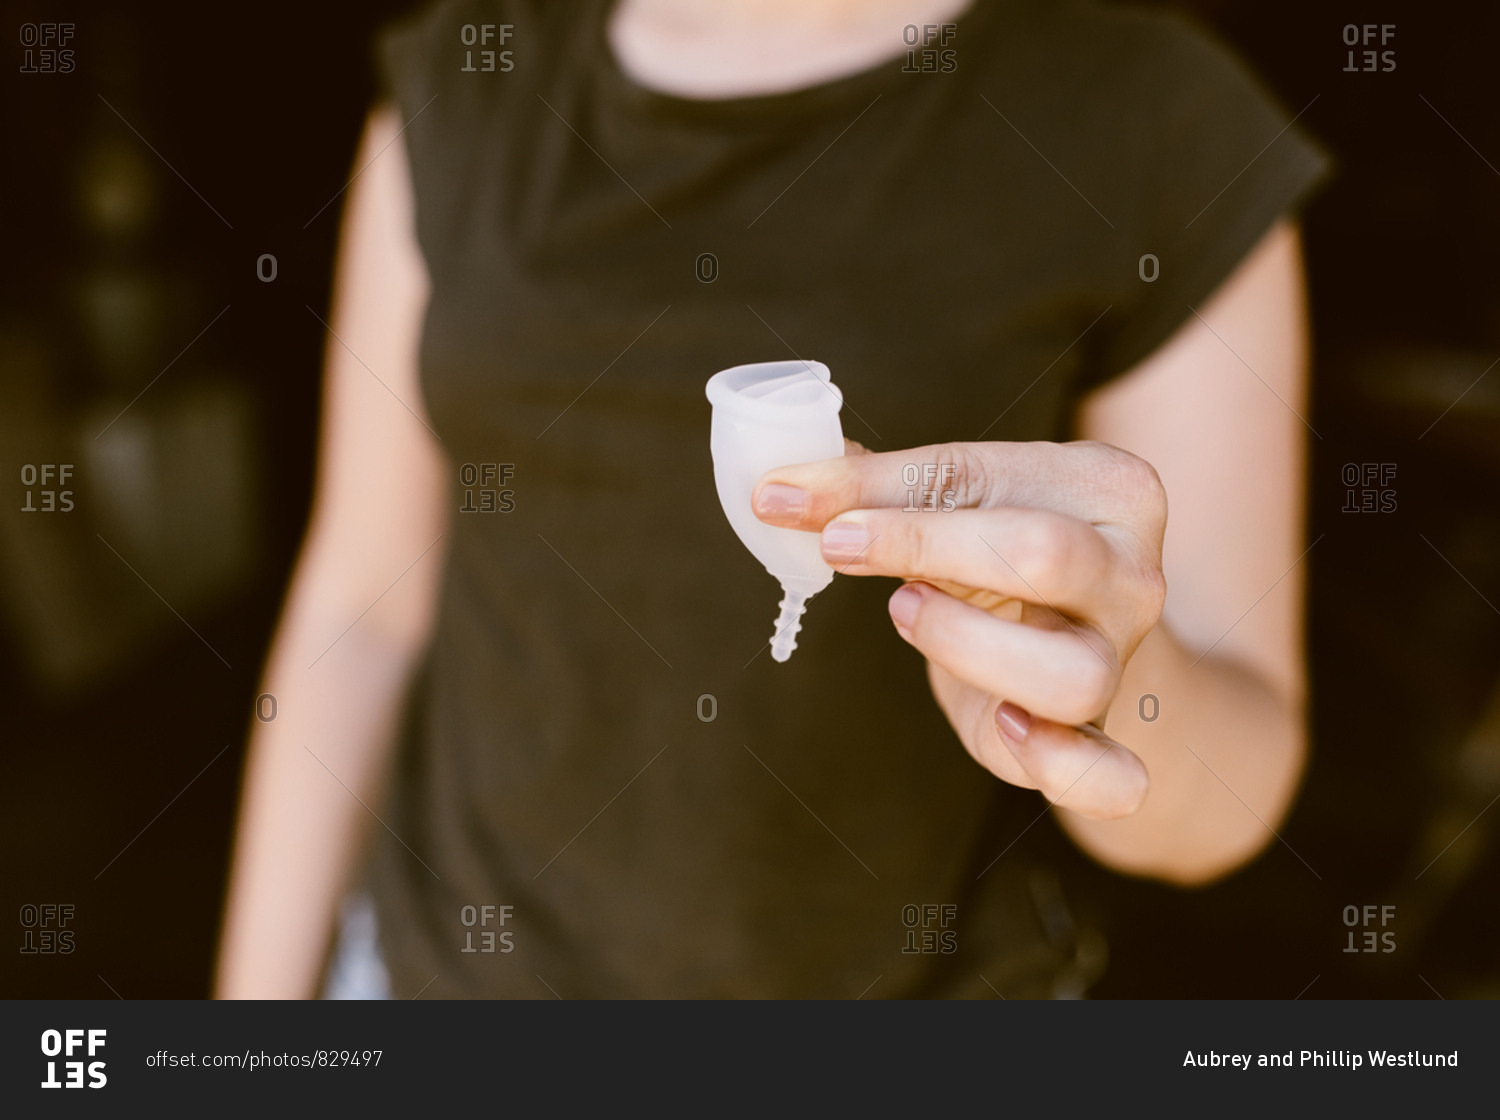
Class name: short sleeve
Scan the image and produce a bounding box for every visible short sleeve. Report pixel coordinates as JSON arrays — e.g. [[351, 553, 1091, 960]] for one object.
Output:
[[372, 5, 436, 119], [369, 0, 536, 271], [1086, 13, 1332, 388]]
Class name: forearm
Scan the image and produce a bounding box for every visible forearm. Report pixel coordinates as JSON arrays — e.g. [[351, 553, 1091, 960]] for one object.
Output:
[[1055, 622, 1306, 885], [214, 578, 431, 998]]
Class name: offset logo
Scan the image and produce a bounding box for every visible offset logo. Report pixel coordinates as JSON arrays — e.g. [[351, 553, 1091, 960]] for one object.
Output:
[[40, 1029, 107, 1089], [18, 23, 76, 73], [459, 23, 514, 73], [19, 903, 76, 953]]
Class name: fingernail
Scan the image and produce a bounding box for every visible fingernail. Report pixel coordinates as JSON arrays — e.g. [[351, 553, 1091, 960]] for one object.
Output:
[[754, 483, 807, 520], [888, 583, 923, 630], [995, 701, 1032, 744], [822, 520, 870, 563]]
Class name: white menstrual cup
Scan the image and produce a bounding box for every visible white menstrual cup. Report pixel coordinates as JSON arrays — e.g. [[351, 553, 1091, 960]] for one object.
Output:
[[706, 359, 845, 662]]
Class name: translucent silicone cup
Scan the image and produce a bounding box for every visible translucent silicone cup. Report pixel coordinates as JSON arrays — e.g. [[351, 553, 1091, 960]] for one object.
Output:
[[706, 360, 845, 662]]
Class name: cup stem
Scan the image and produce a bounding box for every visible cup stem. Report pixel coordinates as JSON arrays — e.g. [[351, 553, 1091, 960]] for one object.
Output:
[[769, 587, 809, 663]]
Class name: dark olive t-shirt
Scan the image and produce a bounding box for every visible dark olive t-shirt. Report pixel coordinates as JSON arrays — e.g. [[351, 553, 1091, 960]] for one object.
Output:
[[368, 0, 1328, 998]]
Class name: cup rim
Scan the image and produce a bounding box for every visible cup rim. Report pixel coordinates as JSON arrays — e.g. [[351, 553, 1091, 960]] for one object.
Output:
[[705, 360, 843, 417]]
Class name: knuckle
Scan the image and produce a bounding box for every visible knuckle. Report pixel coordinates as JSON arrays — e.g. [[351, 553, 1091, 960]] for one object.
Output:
[[1078, 443, 1167, 518], [1062, 647, 1116, 724], [936, 441, 992, 507], [1134, 464, 1169, 531], [898, 516, 942, 577], [1114, 560, 1167, 643], [1009, 514, 1072, 585], [1121, 456, 1168, 527], [1139, 563, 1168, 622]]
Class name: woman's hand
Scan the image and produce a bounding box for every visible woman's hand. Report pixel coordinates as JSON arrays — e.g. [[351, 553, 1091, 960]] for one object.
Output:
[[753, 440, 1168, 820]]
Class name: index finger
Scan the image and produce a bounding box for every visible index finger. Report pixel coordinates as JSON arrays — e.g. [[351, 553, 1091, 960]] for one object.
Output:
[[752, 440, 1112, 530]]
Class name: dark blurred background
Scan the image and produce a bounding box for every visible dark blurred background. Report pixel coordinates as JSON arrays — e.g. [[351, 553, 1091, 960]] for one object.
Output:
[[3, 0, 1497, 998]]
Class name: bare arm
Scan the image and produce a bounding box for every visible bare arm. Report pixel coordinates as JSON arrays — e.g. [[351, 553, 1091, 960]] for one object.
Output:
[[215, 105, 448, 997], [1066, 220, 1310, 884]]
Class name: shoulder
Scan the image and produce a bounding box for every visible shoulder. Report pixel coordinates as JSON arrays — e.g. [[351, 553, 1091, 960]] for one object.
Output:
[[999, 0, 1279, 120], [962, 0, 1311, 196], [372, 0, 580, 257], [993, 1, 1328, 213]]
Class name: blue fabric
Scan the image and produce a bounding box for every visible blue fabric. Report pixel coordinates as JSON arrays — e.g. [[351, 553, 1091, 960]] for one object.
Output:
[[323, 895, 393, 1001]]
